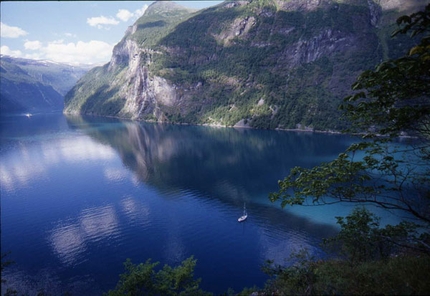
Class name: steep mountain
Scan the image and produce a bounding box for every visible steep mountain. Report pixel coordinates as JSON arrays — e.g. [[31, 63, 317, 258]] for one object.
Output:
[[0, 56, 90, 114], [64, 0, 426, 131]]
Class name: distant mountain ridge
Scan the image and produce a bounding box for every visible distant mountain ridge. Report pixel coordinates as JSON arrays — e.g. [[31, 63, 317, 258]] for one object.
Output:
[[0, 55, 91, 114], [64, 0, 427, 131]]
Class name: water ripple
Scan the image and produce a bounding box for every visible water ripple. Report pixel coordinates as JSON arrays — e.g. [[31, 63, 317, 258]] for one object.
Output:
[[49, 223, 87, 266], [48, 205, 120, 266], [80, 205, 119, 242]]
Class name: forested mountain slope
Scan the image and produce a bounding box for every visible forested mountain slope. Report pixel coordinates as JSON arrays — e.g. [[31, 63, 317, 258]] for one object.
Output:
[[0, 56, 89, 114], [64, 0, 426, 131]]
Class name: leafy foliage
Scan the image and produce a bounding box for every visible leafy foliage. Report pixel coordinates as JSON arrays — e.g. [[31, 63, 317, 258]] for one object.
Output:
[[323, 207, 424, 263], [106, 256, 211, 296], [341, 4, 430, 138], [262, 254, 430, 295], [261, 208, 430, 295], [270, 4, 430, 237], [253, 5, 430, 294]]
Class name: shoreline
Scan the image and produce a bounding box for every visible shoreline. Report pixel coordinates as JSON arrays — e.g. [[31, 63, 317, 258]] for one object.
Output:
[[62, 111, 418, 139], [63, 111, 347, 135]]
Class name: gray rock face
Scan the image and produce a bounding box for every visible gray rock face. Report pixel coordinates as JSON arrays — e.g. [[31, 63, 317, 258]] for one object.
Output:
[[64, 0, 427, 130], [108, 38, 178, 121]]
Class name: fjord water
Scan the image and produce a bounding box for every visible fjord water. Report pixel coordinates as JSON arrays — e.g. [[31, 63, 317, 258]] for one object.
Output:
[[0, 114, 404, 295]]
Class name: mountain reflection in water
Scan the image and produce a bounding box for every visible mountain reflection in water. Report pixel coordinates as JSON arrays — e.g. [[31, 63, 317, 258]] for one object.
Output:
[[65, 115, 348, 203], [2, 114, 383, 295]]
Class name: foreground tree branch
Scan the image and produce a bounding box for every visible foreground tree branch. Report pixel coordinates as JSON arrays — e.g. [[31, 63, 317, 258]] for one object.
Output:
[[270, 5, 430, 246]]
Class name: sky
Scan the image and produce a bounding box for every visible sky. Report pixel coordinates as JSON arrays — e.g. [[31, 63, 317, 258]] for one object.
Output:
[[0, 1, 223, 66]]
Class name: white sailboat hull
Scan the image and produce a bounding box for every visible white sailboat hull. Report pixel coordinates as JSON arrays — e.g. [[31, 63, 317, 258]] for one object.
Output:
[[238, 214, 247, 222]]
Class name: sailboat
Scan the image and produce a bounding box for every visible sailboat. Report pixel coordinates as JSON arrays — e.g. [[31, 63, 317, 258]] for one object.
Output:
[[238, 203, 247, 222]]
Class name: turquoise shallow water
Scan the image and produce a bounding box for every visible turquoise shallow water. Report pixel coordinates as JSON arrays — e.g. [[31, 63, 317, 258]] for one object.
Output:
[[0, 113, 407, 295]]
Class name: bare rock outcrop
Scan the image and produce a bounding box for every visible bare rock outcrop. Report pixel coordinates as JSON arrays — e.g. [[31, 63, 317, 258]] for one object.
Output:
[[113, 40, 178, 121]]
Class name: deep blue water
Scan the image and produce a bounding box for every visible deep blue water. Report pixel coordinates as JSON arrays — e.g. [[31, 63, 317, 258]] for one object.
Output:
[[0, 113, 408, 295]]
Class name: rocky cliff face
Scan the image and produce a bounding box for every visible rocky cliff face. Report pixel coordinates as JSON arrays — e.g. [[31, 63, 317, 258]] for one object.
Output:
[[109, 39, 178, 120], [64, 0, 426, 131], [65, 1, 192, 119]]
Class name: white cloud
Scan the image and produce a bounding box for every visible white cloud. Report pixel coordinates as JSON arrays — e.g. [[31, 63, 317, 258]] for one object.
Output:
[[42, 40, 114, 65], [23, 52, 43, 60], [2, 40, 113, 65], [134, 5, 149, 18], [87, 4, 148, 29], [51, 39, 65, 44], [87, 16, 119, 29], [0, 45, 22, 57], [24, 40, 42, 50], [0, 22, 28, 38], [116, 5, 148, 22], [116, 9, 134, 22], [65, 32, 77, 38], [42, 40, 113, 64]]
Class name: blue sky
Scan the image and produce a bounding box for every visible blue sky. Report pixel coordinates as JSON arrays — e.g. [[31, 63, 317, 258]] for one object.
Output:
[[1, 1, 223, 65]]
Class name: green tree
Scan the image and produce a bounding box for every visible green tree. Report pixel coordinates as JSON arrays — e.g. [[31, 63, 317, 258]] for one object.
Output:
[[269, 4, 430, 251], [262, 248, 319, 295], [323, 207, 419, 263], [261, 208, 430, 295], [342, 4, 430, 139], [106, 256, 212, 296]]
